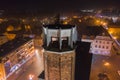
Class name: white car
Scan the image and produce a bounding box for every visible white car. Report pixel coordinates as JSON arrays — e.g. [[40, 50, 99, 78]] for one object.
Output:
[[118, 70, 120, 76]]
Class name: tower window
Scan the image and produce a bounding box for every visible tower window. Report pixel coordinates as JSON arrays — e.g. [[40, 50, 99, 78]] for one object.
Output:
[[52, 37, 58, 41]]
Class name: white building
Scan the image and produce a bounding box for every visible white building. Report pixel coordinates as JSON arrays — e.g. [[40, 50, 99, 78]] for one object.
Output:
[[89, 36, 113, 56]]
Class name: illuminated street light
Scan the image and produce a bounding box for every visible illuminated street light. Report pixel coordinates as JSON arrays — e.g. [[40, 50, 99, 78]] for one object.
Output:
[[104, 62, 110, 67], [103, 62, 110, 73], [22, 19, 25, 22], [113, 36, 117, 40], [63, 21, 68, 24], [100, 21, 103, 24], [79, 19, 82, 22], [29, 74, 34, 80], [102, 22, 107, 26], [108, 30, 113, 34], [35, 49, 39, 54], [96, 20, 100, 23], [73, 16, 78, 18]]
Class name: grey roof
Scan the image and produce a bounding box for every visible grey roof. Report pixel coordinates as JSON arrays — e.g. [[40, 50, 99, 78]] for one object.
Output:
[[0, 37, 32, 58], [80, 26, 109, 36], [43, 24, 75, 29]]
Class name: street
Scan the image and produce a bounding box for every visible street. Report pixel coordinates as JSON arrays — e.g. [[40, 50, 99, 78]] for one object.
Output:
[[90, 54, 120, 80], [16, 49, 44, 80]]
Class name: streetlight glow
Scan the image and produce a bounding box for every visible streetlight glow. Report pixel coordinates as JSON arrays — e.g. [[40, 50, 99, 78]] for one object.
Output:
[[29, 74, 34, 80], [35, 49, 39, 54], [104, 62, 110, 66], [113, 36, 117, 40]]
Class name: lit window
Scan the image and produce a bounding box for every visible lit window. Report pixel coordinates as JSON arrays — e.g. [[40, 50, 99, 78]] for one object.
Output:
[[52, 37, 58, 41]]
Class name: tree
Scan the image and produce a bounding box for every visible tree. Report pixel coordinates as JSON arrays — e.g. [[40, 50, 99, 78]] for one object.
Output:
[[98, 73, 110, 80]]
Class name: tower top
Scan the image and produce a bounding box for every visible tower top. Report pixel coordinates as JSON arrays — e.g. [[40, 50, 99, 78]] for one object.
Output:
[[43, 24, 77, 52], [43, 24, 75, 29]]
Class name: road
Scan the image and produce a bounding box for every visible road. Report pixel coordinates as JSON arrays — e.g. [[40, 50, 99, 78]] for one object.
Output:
[[17, 49, 44, 80], [90, 54, 120, 80]]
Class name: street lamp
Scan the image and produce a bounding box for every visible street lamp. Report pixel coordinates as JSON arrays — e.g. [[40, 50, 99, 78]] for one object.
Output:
[[104, 62, 110, 66], [35, 49, 39, 54], [102, 22, 107, 26], [29, 74, 34, 80], [113, 36, 117, 40], [103, 62, 110, 73], [108, 31, 113, 34]]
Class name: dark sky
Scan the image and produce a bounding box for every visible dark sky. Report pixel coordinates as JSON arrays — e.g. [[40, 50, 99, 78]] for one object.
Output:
[[0, 0, 120, 14]]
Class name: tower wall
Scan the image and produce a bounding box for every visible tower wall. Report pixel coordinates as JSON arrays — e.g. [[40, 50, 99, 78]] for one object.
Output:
[[44, 50, 75, 80]]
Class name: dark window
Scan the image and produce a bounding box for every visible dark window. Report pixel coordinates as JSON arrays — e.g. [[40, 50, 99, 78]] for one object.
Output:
[[102, 46, 104, 48], [95, 45, 97, 48], [99, 45, 101, 48], [106, 46, 109, 49]]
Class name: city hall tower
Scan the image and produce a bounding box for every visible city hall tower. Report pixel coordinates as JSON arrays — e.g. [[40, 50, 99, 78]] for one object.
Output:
[[43, 21, 77, 80]]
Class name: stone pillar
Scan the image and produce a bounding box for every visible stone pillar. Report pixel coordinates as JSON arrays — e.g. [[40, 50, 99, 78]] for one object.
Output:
[[70, 28, 73, 48], [46, 27, 50, 47], [59, 28, 62, 50], [68, 36, 71, 46]]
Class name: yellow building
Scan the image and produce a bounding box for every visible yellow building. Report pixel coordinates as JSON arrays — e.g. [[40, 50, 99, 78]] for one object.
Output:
[[3, 32, 16, 40], [108, 28, 120, 38], [0, 37, 34, 80], [0, 63, 6, 80]]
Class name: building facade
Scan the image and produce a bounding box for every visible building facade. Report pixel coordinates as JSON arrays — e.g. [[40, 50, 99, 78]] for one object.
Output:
[[0, 37, 34, 80], [89, 36, 113, 56]]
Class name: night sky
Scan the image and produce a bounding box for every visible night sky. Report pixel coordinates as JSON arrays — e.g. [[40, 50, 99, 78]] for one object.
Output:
[[0, 0, 120, 14]]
